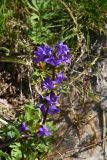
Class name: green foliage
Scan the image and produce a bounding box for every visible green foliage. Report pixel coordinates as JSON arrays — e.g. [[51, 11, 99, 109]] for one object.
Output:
[[0, 151, 11, 160], [0, 0, 26, 37], [36, 141, 49, 153], [0, 0, 12, 36], [33, 68, 47, 81], [0, 103, 55, 159], [0, 0, 31, 60], [27, 0, 107, 47], [10, 143, 22, 160], [27, 0, 57, 44], [1, 0, 107, 57], [23, 103, 41, 131]]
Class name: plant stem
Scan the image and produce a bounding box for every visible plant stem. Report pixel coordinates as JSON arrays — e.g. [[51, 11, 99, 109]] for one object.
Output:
[[42, 105, 49, 125]]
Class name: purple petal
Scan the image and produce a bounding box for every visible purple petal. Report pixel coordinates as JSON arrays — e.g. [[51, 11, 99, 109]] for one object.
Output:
[[38, 125, 51, 137], [33, 45, 52, 64], [44, 56, 59, 66], [39, 104, 46, 114], [48, 105, 60, 114], [56, 42, 70, 55], [19, 122, 29, 133], [59, 54, 72, 64], [42, 77, 54, 90], [54, 71, 66, 84], [45, 92, 60, 105], [34, 45, 52, 57]]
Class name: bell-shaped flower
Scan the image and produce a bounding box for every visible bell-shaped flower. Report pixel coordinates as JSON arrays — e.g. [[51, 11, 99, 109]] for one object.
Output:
[[48, 105, 60, 114], [33, 44, 52, 63], [19, 122, 29, 133], [42, 77, 54, 90], [56, 42, 70, 56], [59, 54, 71, 64], [44, 56, 62, 66], [39, 104, 46, 115], [53, 71, 66, 84], [38, 125, 51, 137], [45, 92, 60, 105]]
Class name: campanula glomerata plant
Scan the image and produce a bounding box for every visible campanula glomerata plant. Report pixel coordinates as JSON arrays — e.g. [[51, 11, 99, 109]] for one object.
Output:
[[33, 42, 72, 137], [0, 42, 72, 160]]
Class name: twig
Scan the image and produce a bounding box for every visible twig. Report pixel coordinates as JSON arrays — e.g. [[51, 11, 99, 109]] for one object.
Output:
[[55, 127, 72, 148], [102, 109, 106, 160], [56, 151, 64, 160], [28, 69, 34, 103], [47, 136, 107, 159], [59, 0, 78, 28], [0, 118, 8, 125], [55, 114, 97, 149], [69, 136, 107, 157], [70, 57, 99, 85]]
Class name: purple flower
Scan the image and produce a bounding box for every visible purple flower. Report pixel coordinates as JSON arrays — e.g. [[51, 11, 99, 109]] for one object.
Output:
[[44, 56, 62, 66], [48, 105, 60, 114], [54, 71, 66, 84], [39, 104, 46, 114], [19, 122, 29, 133], [42, 77, 54, 90], [44, 56, 57, 66], [56, 42, 70, 55], [33, 45, 52, 63], [39, 103, 60, 115], [45, 92, 60, 105], [34, 45, 52, 57], [33, 57, 44, 63], [59, 54, 71, 64], [38, 125, 51, 137]]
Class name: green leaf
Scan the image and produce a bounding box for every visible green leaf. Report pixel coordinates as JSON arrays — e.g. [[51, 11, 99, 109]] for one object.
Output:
[[31, 13, 39, 20], [10, 143, 22, 160], [0, 58, 31, 66], [36, 143, 49, 153], [27, 0, 39, 13], [10, 143, 21, 150], [7, 131, 16, 139], [24, 103, 40, 124], [0, 151, 11, 160], [32, 0, 38, 9], [7, 125, 20, 139]]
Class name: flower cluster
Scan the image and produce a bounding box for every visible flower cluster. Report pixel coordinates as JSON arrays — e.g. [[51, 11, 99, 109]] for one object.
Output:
[[42, 71, 66, 90], [19, 42, 71, 137], [33, 42, 71, 66], [39, 92, 60, 114]]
